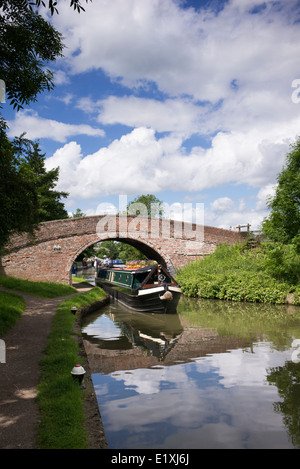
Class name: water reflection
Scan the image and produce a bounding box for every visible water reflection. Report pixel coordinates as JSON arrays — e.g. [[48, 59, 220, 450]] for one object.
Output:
[[82, 305, 184, 370], [72, 267, 96, 286], [81, 296, 300, 449]]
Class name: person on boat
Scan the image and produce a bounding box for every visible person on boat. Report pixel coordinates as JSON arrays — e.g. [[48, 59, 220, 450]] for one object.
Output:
[[103, 255, 109, 266]]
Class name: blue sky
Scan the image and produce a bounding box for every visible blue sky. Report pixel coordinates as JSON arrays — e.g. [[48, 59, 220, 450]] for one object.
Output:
[[3, 0, 300, 229]]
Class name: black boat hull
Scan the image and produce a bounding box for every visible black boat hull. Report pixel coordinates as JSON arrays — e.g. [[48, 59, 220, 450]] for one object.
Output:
[[96, 280, 181, 314]]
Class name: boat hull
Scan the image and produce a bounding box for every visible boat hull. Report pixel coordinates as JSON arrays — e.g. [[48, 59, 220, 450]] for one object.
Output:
[[95, 279, 181, 314]]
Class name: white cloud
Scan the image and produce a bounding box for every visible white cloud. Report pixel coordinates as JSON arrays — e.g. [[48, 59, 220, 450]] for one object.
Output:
[[45, 141, 83, 189], [207, 196, 261, 230], [48, 0, 300, 156], [205, 202, 268, 231], [44, 126, 288, 231], [89, 203, 118, 216], [7, 110, 105, 142], [211, 197, 235, 214], [52, 0, 300, 103], [53, 70, 70, 85], [45, 127, 162, 198], [255, 184, 277, 211], [56, 93, 74, 106], [34, 0, 300, 230], [96, 96, 207, 137], [51, 0, 300, 157]]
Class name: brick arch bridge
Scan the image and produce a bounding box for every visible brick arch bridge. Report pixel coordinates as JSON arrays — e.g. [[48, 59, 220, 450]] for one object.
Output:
[[1, 215, 244, 285]]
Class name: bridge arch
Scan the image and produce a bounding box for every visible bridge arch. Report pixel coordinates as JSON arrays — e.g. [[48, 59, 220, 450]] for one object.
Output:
[[68, 236, 171, 277], [1, 215, 244, 285]]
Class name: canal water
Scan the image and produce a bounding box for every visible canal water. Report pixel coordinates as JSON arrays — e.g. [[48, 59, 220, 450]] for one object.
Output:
[[78, 270, 300, 449]]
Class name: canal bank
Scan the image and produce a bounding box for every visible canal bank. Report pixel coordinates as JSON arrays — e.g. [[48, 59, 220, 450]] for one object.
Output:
[[0, 280, 109, 449], [71, 283, 110, 449]]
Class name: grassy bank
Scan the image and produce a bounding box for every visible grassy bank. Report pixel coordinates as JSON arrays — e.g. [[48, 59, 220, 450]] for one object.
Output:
[[36, 287, 107, 449], [0, 275, 76, 298], [176, 242, 300, 304], [0, 276, 76, 336], [0, 291, 26, 336]]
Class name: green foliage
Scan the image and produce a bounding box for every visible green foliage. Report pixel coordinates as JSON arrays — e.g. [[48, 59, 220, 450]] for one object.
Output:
[[263, 242, 300, 285], [0, 133, 68, 250], [12, 135, 69, 221], [71, 208, 86, 218], [95, 240, 147, 262], [28, 0, 91, 16], [176, 242, 300, 305], [0, 129, 39, 249], [117, 243, 147, 262], [126, 194, 164, 217], [262, 138, 300, 245], [0, 1, 71, 249], [0, 2, 64, 110], [96, 240, 120, 259]]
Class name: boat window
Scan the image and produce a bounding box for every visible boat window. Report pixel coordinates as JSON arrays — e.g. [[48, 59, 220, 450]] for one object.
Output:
[[146, 271, 172, 285], [115, 272, 130, 285], [132, 272, 149, 289]]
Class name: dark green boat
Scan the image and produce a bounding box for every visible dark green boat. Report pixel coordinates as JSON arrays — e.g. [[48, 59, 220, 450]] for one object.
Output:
[[95, 263, 181, 314]]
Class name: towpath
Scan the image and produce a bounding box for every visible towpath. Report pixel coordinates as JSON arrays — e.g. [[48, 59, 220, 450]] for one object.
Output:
[[0, 283, 96, 449]]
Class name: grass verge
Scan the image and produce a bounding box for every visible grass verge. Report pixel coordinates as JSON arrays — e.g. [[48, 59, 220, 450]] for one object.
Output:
[[36, 287, 107, 449], [0, 275, 77, 298], [0, 291, 26, 336]]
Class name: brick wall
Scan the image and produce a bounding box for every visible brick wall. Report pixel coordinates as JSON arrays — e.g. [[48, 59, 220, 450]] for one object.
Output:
[[1, 215, 244, 285]]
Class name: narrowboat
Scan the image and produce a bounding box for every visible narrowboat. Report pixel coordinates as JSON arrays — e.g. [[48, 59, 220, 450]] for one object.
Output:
[[95, 262, 181, 314]]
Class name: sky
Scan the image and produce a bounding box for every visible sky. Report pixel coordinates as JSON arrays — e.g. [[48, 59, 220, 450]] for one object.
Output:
[[3, 0, 300, 230]]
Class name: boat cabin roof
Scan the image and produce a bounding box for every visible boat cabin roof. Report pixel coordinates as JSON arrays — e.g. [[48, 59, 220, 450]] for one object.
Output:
[[97, 264, 176, 289]]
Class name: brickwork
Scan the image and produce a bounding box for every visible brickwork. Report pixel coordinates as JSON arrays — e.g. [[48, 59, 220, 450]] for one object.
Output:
[[1, 215, 244, 285]]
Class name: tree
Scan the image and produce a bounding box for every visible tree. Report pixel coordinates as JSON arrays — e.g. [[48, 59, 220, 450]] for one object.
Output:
[[95, 241, 146, 262], [71, 208, 86, 218], [0, 2, 64, 111], [0, 1, 92, 111], [12, 134, 69, 222], [117, 243, 147, 262], [96, 241, 120, 260], [127, 194, 164, 218], [0, 0, 92, 250], [30, 1, 91, 15], [0, 133, 69, 251], [262, 138, 300, 248], [0, 129, 39, 250]]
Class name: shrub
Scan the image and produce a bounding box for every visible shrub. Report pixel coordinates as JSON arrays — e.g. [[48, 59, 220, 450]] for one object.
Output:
[[176, 242, 298, 304]]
